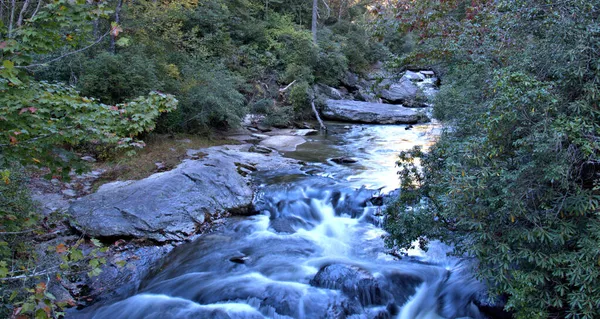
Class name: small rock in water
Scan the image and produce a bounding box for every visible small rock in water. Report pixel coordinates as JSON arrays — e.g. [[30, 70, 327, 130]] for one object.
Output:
[[405, 125, 414, 130], [249, 145, 272, 154], [331, 157, 359, 164], [256, 124, 272, 132], [293, 129, 318, 136], [229, 255, 250, 264], [251, 133, 269, 139]]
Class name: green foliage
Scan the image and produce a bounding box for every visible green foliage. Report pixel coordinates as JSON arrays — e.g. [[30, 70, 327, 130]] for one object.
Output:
[[289, 81, 312, 115], [78, 51, 163, 104], [176, 61, 245, 133], [385, 1, 600, 318], [0, 81, 177, 178], [0, 167, 110, 319], [331, 20, 390, 73]]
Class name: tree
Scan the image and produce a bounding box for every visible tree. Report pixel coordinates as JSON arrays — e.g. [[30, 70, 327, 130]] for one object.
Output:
[[311, 0, 318, 43], [0, 0, 177, 178], [384, 1, 600, 318]]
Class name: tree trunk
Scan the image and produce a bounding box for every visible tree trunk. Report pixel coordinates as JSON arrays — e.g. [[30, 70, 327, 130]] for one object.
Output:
[[16, 0, 30, 27], [8, 0, 16, 38], [311, 0, 318, 43], [31, 0, 43, 20], [311, 100, 326, 131], [109, 0, 123, 54]]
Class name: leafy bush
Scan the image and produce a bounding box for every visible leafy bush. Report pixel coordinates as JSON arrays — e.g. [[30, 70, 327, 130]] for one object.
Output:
[[176, 61, 246, 133], [1, 81, 177, 178], [78, 51, 163, 104], [384, 1, 600, 318], [288, 81, 312, 115]]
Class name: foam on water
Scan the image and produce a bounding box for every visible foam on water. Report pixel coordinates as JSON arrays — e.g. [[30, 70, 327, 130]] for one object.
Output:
[[76, 122, 491, 319]]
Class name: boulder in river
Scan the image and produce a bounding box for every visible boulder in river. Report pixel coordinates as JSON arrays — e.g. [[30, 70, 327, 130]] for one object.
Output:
[[68, 145, 302, 242], [311, 264, 391, 306], [322, 99, 429, 124], [380, 78, 427, 107]]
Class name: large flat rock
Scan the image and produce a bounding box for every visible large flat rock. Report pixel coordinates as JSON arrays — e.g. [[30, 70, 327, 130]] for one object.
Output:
[[322, 100, 429, 124], [259, 135, 306, 152], [68, 145, 302, 242]]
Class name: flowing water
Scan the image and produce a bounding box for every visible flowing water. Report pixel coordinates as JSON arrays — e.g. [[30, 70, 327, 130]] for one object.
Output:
[[78, 121, 495, 319]]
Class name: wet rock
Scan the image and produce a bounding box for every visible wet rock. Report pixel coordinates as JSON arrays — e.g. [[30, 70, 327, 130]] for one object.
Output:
[[248, 145, 273, 154], [293, 129, 318, 136], [403, 70, 426, 82], [251, 133, 269, 139], [229, 255, 250, 264], [311, 264, 391, 306], [323, 100, 428, 124], [68, 145, 301, 242], [331, 157, 359, 164], [259, 135, 306, 152]]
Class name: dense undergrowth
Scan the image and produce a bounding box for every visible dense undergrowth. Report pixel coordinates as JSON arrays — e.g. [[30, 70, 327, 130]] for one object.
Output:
[[0, 1, 402, 317], [384, 1, 600, 318]]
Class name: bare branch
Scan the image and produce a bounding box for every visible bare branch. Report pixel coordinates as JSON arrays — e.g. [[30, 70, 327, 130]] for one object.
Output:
[[0, 229, 36, 235], [311, 99, 327, 131], [278, 80, 297, 92], [321, 0, 330, 19], [0, 31, 110, 71], [31, 0, 42, 20], [16, 0, 30, 27]]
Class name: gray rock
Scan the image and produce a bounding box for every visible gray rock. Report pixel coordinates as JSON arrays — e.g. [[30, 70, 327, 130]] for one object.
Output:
[[419, 70, 435, 78], [314, 84, 346, 100], [259, 135, 306, 152], [322, 100, 429, 124], [341, 72, 360, 89], [403, 70, 426, 82], [311, 264, 390, 306], [248, 145, 273, 154], [62, 189, 77, 197], [68, 145, 301, 242], [251, 133, 270, 139], [293, 129, 318, 136], [380, 79, 421, 105], [331, 157, 359, 164], [81, 156, 97, 163]]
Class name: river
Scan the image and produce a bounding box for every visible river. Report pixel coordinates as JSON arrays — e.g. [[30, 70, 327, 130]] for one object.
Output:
[[76, 121, 495, 319]]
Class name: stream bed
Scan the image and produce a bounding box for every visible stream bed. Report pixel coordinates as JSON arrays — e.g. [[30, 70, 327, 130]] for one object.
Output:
[[75, 121, 495, 319]]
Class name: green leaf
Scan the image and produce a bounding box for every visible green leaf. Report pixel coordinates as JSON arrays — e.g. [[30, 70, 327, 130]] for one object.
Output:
[[90, 238, 102, 247], [2, 60, 14, 70], [115, 37, 131, 47]]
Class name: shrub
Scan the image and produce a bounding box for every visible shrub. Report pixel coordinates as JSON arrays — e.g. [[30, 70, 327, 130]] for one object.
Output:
[[78, 51, 163, 104], [177, 61, 246, 133]]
